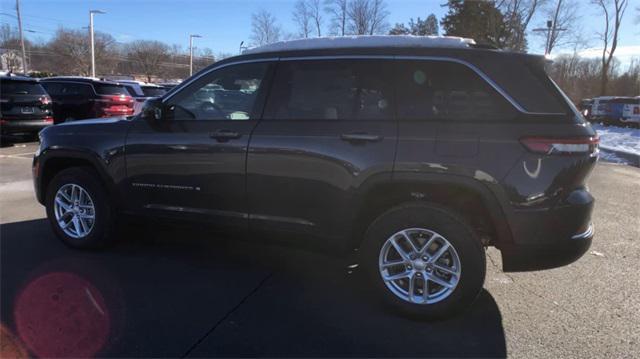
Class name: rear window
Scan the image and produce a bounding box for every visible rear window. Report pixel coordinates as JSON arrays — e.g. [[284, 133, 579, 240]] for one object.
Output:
[[141, 86, 166, 97], [1, 80, 47, 95], [95, 84, 128, 95]]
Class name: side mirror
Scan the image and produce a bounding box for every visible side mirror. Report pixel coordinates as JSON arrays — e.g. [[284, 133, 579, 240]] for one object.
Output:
[[140, 98, 164, 122]]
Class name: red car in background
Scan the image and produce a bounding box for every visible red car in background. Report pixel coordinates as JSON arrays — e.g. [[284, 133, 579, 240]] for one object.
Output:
[[40, 77, 134, 123]]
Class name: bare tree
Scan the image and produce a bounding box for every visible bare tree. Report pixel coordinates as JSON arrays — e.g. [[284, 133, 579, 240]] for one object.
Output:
[[367, 0, 388, 35], [347, 0, 389, 35], [308, 0, 324, 36], [0, 23, 19, 47], [536, 0, 582, 54], [125, 40, 170, 82], [47, 28, 116, 76], [251, 10, 282, 46], [325, 0, 348, 36], [293, 0, 312, 38], [593, 0, 629, 95], [347, 0, 368, 35]]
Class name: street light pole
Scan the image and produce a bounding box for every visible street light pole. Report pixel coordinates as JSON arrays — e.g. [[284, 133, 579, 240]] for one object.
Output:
[[15, 0, 27, 73], [189, 34, 202, 76], [532, 20, 566, 56], [89, 10, 106, 78]]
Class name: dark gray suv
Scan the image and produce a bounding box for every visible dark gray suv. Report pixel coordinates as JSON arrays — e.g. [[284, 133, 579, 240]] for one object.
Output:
[[33, 37, 598, 319]]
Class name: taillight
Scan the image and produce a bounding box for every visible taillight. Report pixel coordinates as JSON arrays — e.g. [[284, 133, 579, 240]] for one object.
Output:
[[39, 96, 51, 105], [107, 94, 133, 104], [520, 136, 599, 155], [95, 94, 134, 117], [43, 116, 53, 123]]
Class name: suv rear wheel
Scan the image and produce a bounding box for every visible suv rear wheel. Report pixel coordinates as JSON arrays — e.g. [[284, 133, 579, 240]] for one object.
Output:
[[45, 167, 114, 249], [361, 202, 485, 319]]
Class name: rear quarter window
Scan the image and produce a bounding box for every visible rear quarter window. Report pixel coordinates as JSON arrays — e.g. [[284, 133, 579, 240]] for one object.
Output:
[[478, 56, 570, 115]]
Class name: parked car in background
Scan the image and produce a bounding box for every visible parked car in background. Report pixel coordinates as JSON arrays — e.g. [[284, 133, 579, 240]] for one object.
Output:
[[0, 75, 53, 138], [33, 36, 598, 319], [40, 77, 134, 123], [590, 96, 616, 124], [590, 96, 639, 126], [621, 97, 640, 127], [117, 80, 167, 115], [578, 98, 593, 118], [157, 82, 180, 90]]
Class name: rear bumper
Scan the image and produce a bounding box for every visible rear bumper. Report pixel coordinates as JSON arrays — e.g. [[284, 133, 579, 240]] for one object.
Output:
[[1, 119, 52, 135], [500, 188, 594, 272], [501, 224, 593, 271]]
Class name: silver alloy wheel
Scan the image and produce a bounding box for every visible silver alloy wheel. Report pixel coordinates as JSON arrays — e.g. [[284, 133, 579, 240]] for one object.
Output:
[[378, 228, 461, 305], [54, 183, 96, 239]]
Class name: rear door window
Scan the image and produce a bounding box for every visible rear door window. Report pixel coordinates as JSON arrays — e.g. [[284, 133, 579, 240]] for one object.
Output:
[[263, 60, 394, 121], [395, 60, 516, 121], [1, 80, 47, 95]]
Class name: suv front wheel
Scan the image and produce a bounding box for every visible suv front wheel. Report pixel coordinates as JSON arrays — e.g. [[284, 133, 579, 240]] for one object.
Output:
[[45, 167, 114, 249], [361, 202, 485, 319]]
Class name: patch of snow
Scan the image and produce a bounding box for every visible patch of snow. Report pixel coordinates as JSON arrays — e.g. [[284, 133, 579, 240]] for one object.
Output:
[[593, 124, 640, 155], [244, 35, 476, 55], [598, 150, 634, 165]]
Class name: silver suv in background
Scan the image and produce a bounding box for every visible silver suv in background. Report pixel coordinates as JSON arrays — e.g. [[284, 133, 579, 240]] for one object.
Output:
[[118, 80, 167, 115]]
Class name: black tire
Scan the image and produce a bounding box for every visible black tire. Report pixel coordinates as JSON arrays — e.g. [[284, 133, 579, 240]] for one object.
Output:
[[45, 167, 114, 249], [360, 202, 486, 320]]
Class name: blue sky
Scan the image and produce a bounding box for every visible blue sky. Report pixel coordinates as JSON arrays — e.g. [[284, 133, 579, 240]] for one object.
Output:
[[2, 0, 638, 60]]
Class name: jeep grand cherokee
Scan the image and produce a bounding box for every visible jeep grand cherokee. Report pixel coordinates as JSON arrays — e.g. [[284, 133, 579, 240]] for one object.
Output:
[[32, 36, 598, 319]]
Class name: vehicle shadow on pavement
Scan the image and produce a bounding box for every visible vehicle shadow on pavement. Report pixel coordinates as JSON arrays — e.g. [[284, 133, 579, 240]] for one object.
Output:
[[1, 219, 507, 358]]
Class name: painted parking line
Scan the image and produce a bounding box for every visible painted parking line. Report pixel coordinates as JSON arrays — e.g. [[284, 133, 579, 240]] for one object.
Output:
[[0, 153, 35, 159], [1, 152, 36, 157]]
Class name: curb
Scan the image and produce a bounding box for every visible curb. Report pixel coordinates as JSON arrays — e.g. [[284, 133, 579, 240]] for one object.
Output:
[[600, 147, 640, 168]]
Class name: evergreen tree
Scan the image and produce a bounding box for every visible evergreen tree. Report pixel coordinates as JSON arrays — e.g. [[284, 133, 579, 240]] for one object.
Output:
[[425, 14, 439, 35], [441, 0, 508, 48], [389, 23, 410, 35], [388, 13, 438, 36]]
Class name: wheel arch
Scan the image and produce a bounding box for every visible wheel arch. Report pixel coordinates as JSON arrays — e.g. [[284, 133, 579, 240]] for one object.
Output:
[[351, 174, 513, 251], [37, 149, 117, 207]]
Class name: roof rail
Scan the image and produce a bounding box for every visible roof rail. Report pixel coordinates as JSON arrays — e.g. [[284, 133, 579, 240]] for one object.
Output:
[[244, 35, 476, 55]]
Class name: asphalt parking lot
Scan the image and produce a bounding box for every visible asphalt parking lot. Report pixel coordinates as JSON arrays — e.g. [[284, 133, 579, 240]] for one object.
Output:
[[1, 141, 639, 358]]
